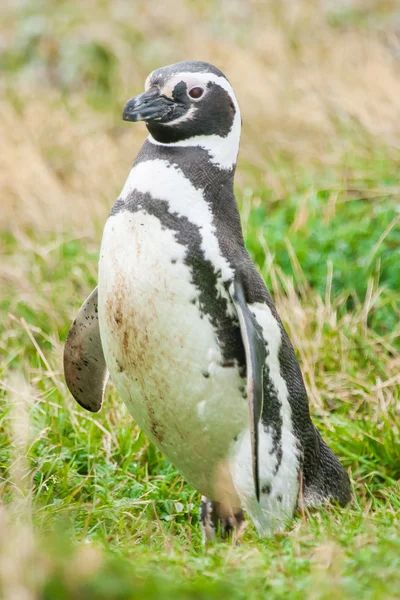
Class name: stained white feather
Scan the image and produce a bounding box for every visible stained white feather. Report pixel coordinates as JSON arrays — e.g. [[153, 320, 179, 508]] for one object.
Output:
[[99, 210, 247, 500]]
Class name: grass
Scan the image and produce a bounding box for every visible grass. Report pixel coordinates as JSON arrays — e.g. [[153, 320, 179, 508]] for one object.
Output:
[[0, 1, 399, 598]]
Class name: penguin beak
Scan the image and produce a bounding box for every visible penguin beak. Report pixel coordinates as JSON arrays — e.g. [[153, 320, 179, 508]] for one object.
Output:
[[122, 88, 174, 123]]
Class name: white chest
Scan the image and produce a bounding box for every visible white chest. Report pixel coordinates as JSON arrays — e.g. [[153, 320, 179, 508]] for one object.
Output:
[[98, 209, 248, 499]]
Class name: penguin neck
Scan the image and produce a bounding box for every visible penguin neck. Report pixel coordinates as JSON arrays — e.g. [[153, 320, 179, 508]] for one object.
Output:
[[130, 138, 245, 252], [135, 138, 237, 197]]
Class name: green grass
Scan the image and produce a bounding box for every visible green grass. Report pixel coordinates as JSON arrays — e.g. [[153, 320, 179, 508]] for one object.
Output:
[[1, 188, 399, 598], [1, 1, 400, 598]]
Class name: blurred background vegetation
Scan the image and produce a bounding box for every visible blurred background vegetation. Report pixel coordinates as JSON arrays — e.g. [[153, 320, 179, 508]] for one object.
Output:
[[0, 1, 399, 599]]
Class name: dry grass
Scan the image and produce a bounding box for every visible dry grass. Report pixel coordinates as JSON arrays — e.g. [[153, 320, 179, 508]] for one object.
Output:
[[1, 0, 400, 233]]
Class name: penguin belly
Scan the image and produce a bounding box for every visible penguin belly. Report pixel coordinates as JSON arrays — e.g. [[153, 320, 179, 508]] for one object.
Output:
[[98, 209, 248, 501]]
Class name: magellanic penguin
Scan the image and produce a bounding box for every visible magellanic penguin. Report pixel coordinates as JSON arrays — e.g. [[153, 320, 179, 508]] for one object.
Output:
[[64, 60, 351, 540]]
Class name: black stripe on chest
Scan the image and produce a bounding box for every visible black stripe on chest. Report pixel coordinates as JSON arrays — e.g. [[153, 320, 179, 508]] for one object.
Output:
[[111, 193, 246, 374]]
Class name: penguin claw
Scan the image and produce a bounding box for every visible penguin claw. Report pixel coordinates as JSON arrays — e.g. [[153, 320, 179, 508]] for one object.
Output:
[[200, 496, 245, 544]]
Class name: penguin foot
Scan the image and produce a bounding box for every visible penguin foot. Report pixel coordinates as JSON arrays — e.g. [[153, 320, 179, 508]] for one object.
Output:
[[200, 496, 245, 543]]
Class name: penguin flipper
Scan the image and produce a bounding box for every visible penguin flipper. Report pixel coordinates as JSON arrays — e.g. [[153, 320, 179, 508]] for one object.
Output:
[[64, 287, 108, 412], [232, 275, 266, 502]]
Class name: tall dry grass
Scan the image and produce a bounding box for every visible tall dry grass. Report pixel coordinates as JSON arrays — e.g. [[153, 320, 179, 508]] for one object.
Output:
[[0, 0, 400, 235]]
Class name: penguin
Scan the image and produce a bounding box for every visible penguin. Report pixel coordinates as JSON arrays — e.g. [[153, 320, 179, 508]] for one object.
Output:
[[64, 60, 351, 540]]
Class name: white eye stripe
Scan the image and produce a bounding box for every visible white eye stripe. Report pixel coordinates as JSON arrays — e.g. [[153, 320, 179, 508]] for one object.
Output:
[[144, 71, 155, 91], [160, 74, 208, 99], [168, 73, 238, 109]]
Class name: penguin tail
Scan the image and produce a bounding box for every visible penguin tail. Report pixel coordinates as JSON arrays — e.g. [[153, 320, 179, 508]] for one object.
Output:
[[303, 427, 352, 509]]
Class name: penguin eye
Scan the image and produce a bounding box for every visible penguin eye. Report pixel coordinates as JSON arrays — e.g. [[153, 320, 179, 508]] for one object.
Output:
[[188, 87, 204, 100]]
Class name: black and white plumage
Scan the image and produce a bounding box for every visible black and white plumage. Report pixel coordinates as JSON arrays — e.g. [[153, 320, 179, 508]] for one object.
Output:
[[64, 60, 351, 539]]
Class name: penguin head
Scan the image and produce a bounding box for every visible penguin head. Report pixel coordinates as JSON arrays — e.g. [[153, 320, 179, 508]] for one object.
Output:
[[122, 61, 240, 146]]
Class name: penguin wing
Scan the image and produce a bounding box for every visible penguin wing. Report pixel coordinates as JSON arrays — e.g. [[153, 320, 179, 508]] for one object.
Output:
[[232, 274, 266, 502], [64, 287, 108, 412]]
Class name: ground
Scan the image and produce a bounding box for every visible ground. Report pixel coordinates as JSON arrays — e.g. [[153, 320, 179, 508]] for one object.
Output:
[[0, 1, 399, 598]]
